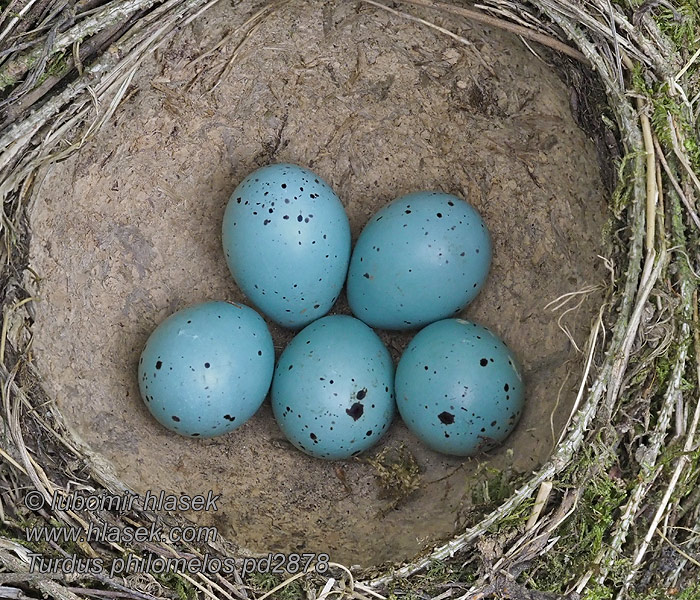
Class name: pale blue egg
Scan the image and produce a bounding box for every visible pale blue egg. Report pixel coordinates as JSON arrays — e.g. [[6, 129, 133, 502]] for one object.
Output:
[[347, 191, 491, 330], [271, 315, 395, 459], [222, 164, 351, 329], [138, 301, 274, 438], [395, 319, 524, 456]]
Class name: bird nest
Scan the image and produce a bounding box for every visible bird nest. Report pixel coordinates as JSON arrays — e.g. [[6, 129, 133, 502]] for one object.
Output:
[[0, 1, 699, 599]]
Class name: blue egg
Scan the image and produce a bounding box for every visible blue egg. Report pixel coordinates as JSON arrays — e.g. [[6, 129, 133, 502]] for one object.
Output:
[[271, 315, 395, 459], [222, 164, 351, 329], [138, 301, 274, 438], [346, 191, 491, 330], [395, 319, 524, 456]]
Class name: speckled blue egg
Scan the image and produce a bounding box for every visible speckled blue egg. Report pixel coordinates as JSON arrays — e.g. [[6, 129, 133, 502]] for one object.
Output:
[[346, 191, 491, 330], [271, 315, 395, 459], [395, 319, 524, 456], [138, 301, 274, 438], [222, 164, 351, 329]]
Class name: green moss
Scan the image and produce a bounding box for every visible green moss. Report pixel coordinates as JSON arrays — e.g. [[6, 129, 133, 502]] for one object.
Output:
[[519, 455, 629, 594], [247, 573, 304, 600], [152, 571, 197, 600], [387, 559, 477, 598], [366, 443, 421, 513]]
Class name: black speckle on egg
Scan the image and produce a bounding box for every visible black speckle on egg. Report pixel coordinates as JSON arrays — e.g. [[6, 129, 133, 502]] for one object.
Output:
[[480, 358, 488, 367], [283, 215, 289, 220], [172, 416, 180, 422], [288, 364, 293, 370], [346, 402, 364, 421], [366, 430, 373, 437], [192, 433, 200, 437], [310, 433, 317, 443], [436, 213, 443, 218], [363, 273, 370, 279], [504, 383, 509, 391], [263, 219, 271, 225], [491, 420, 497, 427], [223, 414, 236, 422], [438, 411, 455, 425], [297, 215, 303, 222], [155, 361, 162, 370], [281, 183, 287, 189], [356, 388, 367, 400], [204, 362, 210, 368]]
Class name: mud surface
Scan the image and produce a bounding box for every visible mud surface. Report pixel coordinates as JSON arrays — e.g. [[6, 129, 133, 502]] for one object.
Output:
[[29, 0, 608, 566]]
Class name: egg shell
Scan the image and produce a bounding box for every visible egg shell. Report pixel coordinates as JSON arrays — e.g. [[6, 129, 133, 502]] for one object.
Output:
[[271, 315, 395, 460], [138, 301, 274, 438], [347, 191, 491, 330], [222, 163, 351, 329], [395, 318, 524, 456]]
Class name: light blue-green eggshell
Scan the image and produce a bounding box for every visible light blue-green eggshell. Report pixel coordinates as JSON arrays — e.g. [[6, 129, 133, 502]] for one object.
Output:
[[138, 301, 274, 438], [395, 319, 524, 456], [347, 191, 491, 330], [271, 315, 395, 460], [222, 164, 351, 329]]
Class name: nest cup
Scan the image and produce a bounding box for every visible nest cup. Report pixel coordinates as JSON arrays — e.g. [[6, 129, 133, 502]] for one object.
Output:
[[1, 0, 699, 598]]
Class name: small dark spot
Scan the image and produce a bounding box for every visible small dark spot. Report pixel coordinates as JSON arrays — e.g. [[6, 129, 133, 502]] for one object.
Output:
[[297, 215, 303, 222], [172, 416, 180, 422], [204, 362, 210, 368], [436, 213, 443, 218], [504, 383, 510, 391], [363, 273, 370, 279], [310, 432, 317, 441], [192, 433, 200, 437], [444, 432, 450, 438], [366, 430, 373, 436], [258, 350, 262, 356], [491, 420, 497, 427], [264, 219, 271, 225], [289, 364, 294, 370], [438, 411, 455, 425], [281, 183, 287, 188], [357, 388, 367, 400], [346, 402, 364, 421], [283, 215, 290, 220], [480, 358, 488, 367], [223, 414, 236, 422], [314, 304, 320, 309], [155, 361, 162, 370], [448, 201, 454, 206], [236, 197, 242, 203]]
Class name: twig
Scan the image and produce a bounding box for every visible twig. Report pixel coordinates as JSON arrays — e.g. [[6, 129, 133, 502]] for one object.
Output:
[[373, 0, 589, 64], [653, 134, 700, 232]]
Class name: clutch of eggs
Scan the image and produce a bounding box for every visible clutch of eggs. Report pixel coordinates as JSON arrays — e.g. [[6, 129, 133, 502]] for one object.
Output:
[[138, 301, 274, 438]]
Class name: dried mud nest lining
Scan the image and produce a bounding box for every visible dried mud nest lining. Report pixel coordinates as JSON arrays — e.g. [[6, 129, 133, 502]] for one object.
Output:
[[1, 1, 699, 599]]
